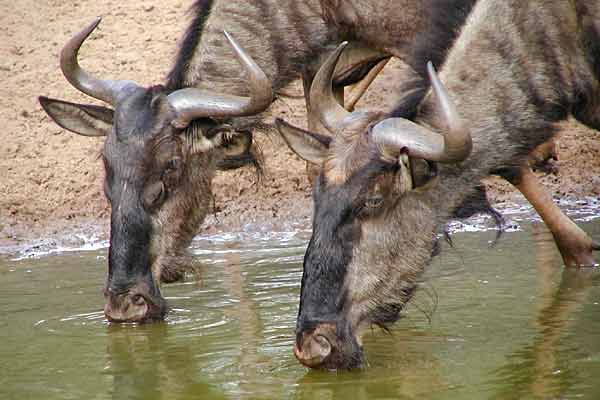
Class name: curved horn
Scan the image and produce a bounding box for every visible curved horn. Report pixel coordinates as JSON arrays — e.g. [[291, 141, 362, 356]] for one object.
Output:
[[371, 62, 472, 163], [60, 18, 136, 105], [426, 61, 472, 161], [168, 31, 273, 128], [309, 42, 351, 132]]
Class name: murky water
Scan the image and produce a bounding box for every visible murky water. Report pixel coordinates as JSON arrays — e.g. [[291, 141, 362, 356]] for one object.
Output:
[[1, 218, 600, 400]]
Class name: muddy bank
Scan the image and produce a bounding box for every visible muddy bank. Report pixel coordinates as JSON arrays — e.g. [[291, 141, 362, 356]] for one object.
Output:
[[1, 1, 599, 252]]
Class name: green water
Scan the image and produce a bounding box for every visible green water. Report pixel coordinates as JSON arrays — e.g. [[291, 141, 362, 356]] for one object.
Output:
[[1, 220, 599, 400]]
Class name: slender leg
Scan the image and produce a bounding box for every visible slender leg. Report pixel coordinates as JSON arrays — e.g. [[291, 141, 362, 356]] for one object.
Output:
[[530, 225, 593, 396], [510, 162, 599, 267]]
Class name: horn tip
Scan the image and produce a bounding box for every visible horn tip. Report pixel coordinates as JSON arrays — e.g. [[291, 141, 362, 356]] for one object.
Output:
[[222, 30, 239, 49], [330, 41, 349, 59], [89, 16, 102, 30], [72, 17, 102, 42], [426, 61, 435, 74]]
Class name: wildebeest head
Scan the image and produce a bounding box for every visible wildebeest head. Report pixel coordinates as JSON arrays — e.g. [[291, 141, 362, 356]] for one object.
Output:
[[39, 19, 272, 323], [276, 43, 472, 369]]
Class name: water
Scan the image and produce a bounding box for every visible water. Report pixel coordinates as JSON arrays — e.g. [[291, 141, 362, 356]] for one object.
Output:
[[1, 220, 599, 400]]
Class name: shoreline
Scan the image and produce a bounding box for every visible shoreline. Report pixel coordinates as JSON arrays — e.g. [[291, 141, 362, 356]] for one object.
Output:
[[3, 195, 599, 260]]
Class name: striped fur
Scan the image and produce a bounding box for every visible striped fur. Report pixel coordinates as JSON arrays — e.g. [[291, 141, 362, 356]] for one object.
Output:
[[165, 0, 476, 97], [289, 0, 600, 369]]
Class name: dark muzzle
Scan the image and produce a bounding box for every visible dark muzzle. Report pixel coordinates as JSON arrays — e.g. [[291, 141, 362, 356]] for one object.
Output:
[[294, 322, 364, 370], [104, 284, 167, 323]]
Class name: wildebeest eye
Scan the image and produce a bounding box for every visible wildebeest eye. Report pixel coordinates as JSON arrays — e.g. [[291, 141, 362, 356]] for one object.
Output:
[[143, 181, 166, 210], [361, 176, 389, 213], [161, 158, 183, 189], [165, 158, 182, 172], [365, 195, 384, 209]]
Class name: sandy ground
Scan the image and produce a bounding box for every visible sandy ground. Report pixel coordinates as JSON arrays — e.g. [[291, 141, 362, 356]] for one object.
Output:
[[1, 1, 599, 250]]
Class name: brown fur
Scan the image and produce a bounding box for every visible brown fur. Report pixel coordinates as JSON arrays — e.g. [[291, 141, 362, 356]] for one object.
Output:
[[167, 0, 466, 96], [343, 0, 600, 311], [41, 0, 477, 322], [285, 0, 600, 369], [323, 112, 382, 185], [155, 0, 479, 271]]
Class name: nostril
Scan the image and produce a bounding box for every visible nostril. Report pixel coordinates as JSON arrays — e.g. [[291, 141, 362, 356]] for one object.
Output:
[[103, 286, 115, 297], [104, 292, 152, 323], [295, 333, 332, 368], [131, 294, 146, 306], [310, 334, 332, 360]]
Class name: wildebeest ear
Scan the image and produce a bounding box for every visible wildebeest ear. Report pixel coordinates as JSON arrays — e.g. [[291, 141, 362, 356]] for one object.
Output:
[[274, 118, 331, 165], [39, 96, 113, 137]]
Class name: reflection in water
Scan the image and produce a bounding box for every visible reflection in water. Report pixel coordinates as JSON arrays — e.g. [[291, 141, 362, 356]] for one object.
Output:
[[492, 223, 599, 400], [292, 338, 445, 400], [105, 253, 267, 400], [222, 253, 265, 395], [1, 219, 598, 400], [106, 323, 227, 400]]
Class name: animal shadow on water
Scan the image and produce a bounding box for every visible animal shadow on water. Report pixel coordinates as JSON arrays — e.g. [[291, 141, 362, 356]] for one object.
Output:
[[104, 251, 271, 399], [490, 225, 600, 400], [291, 325, 444, 400], [221, 252, 267, 376]]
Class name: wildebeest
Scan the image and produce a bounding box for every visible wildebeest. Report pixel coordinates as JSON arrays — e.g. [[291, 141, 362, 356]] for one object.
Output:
[[38, 0, 475, 322], [276, 0, 600, 369]]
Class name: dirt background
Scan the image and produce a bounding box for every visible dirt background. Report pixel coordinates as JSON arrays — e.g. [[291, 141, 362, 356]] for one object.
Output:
[[1, 0, 599, 250]]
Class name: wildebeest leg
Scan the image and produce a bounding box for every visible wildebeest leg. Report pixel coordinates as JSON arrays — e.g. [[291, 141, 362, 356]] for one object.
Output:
[[156, 254, 203, 284], [508, 147, 599, 267]]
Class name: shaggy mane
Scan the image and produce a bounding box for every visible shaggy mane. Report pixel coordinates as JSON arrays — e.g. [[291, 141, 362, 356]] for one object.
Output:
[[390, 0, 477, 120], [166, 0, 215, 90]]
